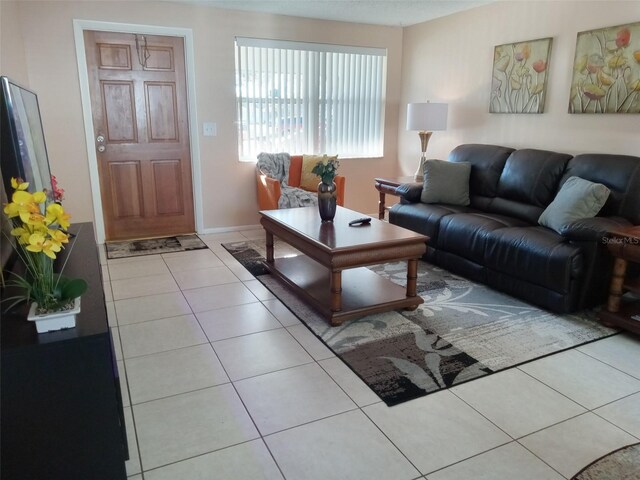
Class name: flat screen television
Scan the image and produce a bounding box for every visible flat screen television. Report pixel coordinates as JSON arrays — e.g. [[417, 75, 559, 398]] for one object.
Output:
[[1, 76, 53, 270], [1, 76, 53, 200]]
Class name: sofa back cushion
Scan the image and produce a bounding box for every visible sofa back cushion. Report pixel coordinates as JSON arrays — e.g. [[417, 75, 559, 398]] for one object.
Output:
[[562, 154, 640, 224], [448, 144, 514, 209], [498, 149, 572, 206], [489, 149, 572, 223]]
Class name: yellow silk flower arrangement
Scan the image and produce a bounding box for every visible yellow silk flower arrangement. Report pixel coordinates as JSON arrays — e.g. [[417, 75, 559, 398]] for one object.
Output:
[[3, 177, 87, 314]]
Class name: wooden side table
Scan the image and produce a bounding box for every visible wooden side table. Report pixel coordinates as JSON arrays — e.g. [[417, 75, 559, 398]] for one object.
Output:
[[374, 176, 416, 220], [599, 225, 640, 334]]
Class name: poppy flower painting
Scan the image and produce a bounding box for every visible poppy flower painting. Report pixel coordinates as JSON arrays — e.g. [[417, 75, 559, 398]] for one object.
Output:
[[490, 37, 553, 113], [569, 22, 640, 113]]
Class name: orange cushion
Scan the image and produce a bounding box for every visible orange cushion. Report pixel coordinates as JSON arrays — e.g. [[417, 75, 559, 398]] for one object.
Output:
[[288, 155, 303, 187]]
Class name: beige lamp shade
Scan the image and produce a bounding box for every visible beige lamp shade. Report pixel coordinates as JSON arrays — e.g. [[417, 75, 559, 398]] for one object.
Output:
[[406, 102, 448, 131], [406, 102, 448, 180]]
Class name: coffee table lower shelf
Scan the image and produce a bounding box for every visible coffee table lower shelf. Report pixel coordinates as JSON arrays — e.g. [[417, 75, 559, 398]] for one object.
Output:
[[264, 255, 423, 325], [599, 302, 640, 335]]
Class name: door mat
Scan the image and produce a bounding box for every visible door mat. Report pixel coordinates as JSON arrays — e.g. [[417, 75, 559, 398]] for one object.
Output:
[[106, 235, 208, 259], [222, 240, 618, 407]]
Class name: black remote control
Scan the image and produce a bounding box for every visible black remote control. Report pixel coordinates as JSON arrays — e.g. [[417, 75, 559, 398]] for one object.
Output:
[[348, 217, 372, 226]]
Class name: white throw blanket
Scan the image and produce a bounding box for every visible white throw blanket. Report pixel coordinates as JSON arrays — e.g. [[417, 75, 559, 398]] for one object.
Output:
[[256, 152, 291, 186]]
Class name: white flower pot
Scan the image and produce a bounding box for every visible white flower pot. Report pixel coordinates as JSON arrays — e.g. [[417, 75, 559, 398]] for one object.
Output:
[[27, 297, 81, 333]]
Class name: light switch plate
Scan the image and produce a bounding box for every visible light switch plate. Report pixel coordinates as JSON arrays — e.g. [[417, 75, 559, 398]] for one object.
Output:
[[203, 122, 217, 137]]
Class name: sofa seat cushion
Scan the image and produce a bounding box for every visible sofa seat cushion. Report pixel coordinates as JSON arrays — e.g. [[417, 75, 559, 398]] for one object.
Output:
[[485, 226, 583, 293], [437, 212, 529, 263], [389, 203, 475, 243]]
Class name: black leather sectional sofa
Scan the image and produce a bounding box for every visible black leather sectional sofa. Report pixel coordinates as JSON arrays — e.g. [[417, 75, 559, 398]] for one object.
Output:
[[390, 144, 640, 313]]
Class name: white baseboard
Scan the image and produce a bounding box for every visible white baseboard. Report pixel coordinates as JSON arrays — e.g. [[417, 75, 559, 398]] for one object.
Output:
[[199, 224, 262, 235]]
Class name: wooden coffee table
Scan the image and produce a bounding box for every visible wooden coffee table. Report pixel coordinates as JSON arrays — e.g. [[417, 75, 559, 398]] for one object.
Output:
[[259, 206, 428, 326]]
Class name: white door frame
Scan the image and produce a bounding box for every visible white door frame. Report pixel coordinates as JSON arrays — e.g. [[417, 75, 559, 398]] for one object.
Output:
[[72, 19, 203, 244]]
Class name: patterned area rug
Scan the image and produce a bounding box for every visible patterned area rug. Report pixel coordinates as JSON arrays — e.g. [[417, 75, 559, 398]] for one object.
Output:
[[222, 241, 617, 406], [571, 443, 640, 479], [106, 235, 208, 259]]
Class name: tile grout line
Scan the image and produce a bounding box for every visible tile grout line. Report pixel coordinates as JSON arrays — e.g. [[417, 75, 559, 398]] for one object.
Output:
[[211, 237, 561, 477], [115, 242, 640, 479], [357, 406, 438, 477], [415, 440, 525, 478], [447, 387, 587, 478], [514, 439, 573, 480], [575, 347, 640, 382], [196, 299, 289, 480], [447, 388, 516, 439], [516, 368, 593, 412], [118, 251, 194, 477], [170, 240, 290, 479], [138, 437, 265, 477], [121, 369, 144, 477], [515, 367, 640, 441], [221, 246, 427, 477], [191, 241, 383, 478]]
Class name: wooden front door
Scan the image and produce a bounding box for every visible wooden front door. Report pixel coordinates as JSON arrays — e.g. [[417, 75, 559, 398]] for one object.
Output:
[[84, 30, 195, 241]]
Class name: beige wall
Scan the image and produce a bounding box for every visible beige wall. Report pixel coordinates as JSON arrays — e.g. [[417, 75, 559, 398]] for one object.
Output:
[[398, 1, 640, 175], [6, 0, 638, 233], [7, 1, 403, 230], [1, 1, 29, 86]]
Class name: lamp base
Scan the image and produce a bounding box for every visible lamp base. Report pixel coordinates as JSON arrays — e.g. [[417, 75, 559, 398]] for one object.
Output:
[[413, 131, 432, 181], [413, 156, 427, 181]]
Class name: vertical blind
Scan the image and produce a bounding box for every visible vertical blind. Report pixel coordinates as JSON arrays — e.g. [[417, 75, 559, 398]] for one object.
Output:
[[235, 37, 387, 160]]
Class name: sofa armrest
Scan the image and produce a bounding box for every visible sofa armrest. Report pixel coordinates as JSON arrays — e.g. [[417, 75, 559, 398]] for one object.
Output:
[[559, 217, 633, 242], [395, 182, 423, 203], [256, 169, 281, 210]]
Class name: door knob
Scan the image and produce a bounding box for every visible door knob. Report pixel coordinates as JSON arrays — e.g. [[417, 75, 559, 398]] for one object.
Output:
[[97, 145, 106, 153], [96, 134, 105, 144]]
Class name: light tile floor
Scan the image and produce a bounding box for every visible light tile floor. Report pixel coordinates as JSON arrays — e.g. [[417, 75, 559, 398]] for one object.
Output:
[[102, 232, 640, 479]]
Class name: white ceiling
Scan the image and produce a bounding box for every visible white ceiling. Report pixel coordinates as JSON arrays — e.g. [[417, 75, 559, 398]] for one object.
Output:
[[178, 0, 492, 27]]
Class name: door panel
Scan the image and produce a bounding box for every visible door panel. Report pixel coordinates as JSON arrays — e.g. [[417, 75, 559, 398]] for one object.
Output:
[[145, 82, 178, 141], [102, 81, 137, 142], [109, 161, 144, 218], [145, 47, 174, 71], [152, 160, 183, 215], [84, 30, 194, 241], [98, 43, 132, 70]]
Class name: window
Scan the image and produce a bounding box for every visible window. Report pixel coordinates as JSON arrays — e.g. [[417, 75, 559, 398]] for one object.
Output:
[[235, 37, 387, 160]]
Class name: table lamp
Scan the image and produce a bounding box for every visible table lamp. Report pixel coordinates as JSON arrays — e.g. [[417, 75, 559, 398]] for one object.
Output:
[[406, 102, 448, 181]]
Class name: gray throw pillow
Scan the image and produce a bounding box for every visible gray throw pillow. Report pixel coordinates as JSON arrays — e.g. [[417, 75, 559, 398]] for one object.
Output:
[[420, 159, 471, 206], [538, 176, 610, 234]]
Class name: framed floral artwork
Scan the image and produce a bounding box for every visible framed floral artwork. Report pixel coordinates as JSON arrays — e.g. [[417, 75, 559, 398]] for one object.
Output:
[[569, 22, 640, 113], [490, 37, 553, 113]]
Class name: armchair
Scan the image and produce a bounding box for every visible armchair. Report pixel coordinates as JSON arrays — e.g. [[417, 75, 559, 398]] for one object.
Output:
[[256, 154, 346, 210]]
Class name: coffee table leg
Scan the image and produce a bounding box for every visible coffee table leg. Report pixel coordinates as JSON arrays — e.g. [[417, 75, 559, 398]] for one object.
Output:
[[265, 231, 274, 263], [405, 259, 419, 311], [607, 257, 628, 313], [330, 270, 342, 313]]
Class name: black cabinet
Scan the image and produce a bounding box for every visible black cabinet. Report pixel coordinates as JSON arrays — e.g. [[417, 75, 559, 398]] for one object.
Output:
[[1, 223, 128, 480]]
